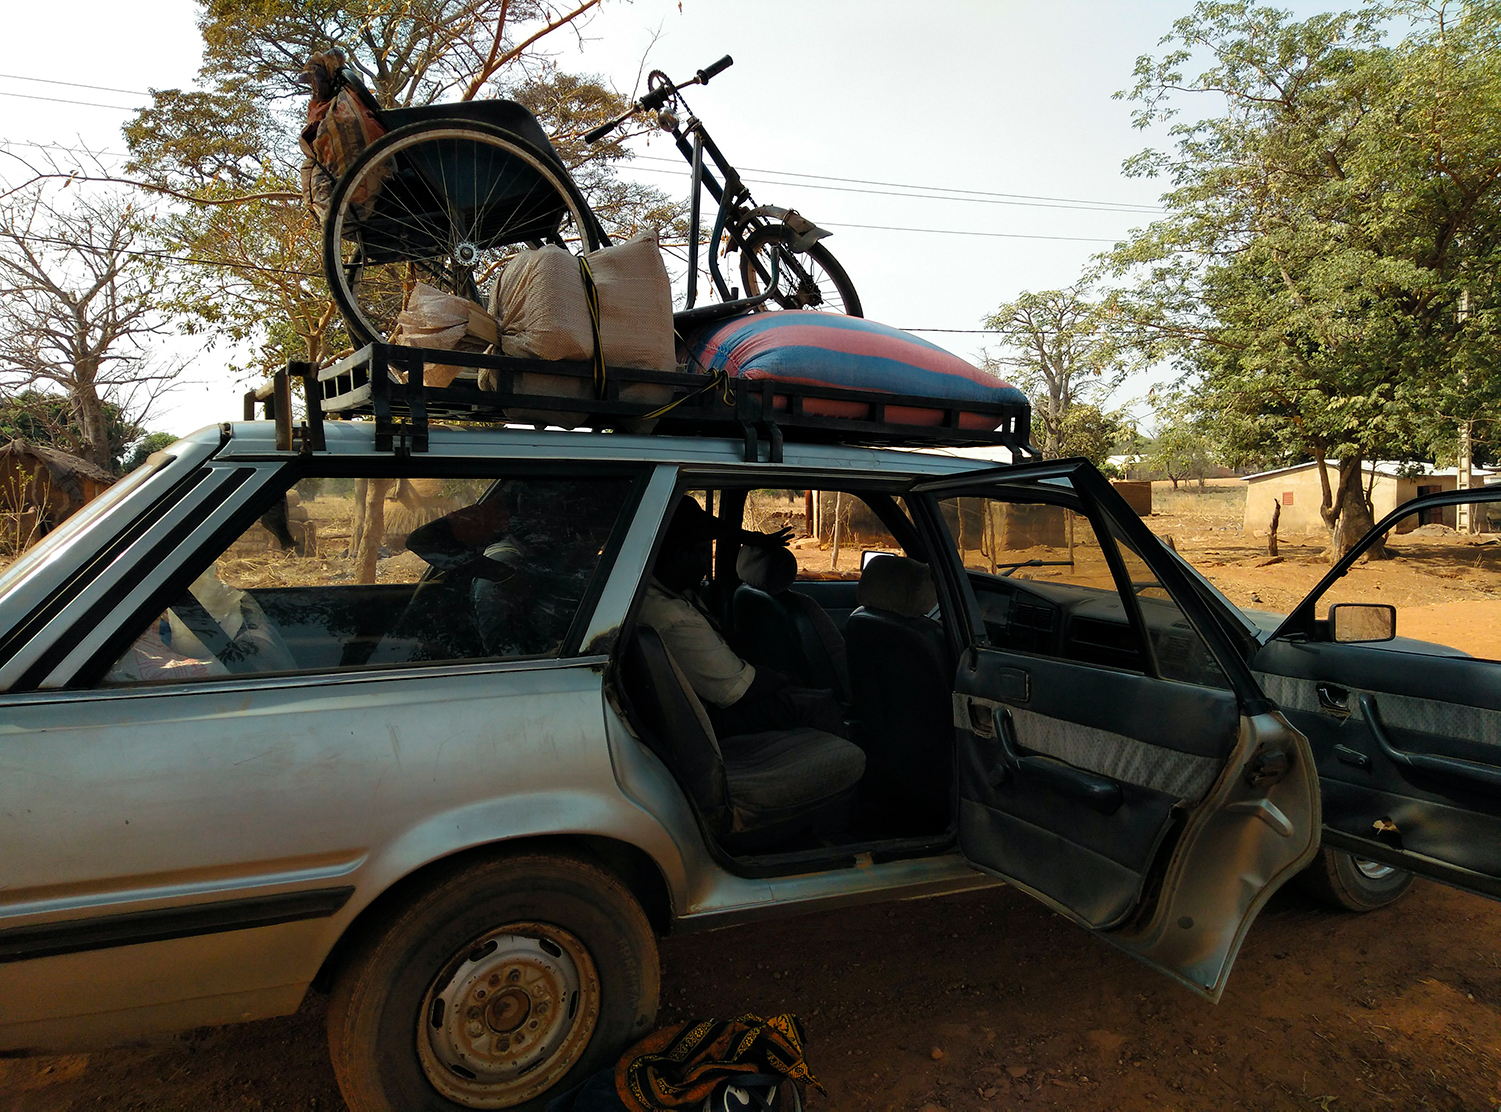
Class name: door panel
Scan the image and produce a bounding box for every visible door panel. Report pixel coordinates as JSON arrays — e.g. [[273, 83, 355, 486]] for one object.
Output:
[[957, 651, 1241, 929], [1257, 635, 1501, 893], [917, 460, 1319, 998], [787, 579, 860, 630]]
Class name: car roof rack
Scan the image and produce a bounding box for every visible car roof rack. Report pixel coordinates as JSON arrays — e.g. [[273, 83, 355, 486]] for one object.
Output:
[[247, 343, 1036, 463]]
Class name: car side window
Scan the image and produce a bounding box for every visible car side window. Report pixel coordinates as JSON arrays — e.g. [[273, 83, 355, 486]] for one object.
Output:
[[101, 473, 634, 685], [742, 488, 912, 581], [1303, 497, 1501, 661], [1103, 521, 1227, 688], [937, 490, 1228, 686], [939, 493, 1144, 670]]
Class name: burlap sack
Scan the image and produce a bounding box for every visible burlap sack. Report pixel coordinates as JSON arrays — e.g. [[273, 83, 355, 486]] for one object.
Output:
[[485, 246, 592, 426], [485, 234, 675, 427], [391, 282, 497, 388]]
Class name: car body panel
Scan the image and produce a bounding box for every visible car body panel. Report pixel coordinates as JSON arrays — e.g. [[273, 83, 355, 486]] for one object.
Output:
[[0, 424, 1010, 1053]]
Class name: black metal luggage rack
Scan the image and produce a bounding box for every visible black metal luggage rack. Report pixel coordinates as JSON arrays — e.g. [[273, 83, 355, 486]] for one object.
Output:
[[248, 343, 1035, 463]]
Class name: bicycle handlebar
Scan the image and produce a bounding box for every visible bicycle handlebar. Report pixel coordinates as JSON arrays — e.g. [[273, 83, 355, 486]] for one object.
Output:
[[697, 55, 734, 84], [584, 55, 735, 144]]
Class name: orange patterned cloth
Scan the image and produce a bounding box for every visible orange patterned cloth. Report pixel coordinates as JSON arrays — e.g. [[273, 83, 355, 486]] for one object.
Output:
[[615, 1013, 822, 1110]]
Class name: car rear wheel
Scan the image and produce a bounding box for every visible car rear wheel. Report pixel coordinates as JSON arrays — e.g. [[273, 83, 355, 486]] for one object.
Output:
[[328, 852, 659, 1111], [1293, 846, 1414, 912]]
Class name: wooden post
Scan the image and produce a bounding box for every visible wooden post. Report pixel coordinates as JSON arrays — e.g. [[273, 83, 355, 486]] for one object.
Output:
[[355, 478, 393, 584], [830, 491, 845, 571], [1268, 498, 1281, 557]]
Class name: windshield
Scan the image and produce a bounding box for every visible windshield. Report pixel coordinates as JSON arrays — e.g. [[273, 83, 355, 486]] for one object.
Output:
[[0, 457, 168, 599]]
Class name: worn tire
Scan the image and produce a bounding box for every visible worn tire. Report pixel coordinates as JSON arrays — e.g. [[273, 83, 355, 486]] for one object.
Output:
[[327, 852, 659, 1112], [1293, 846, 1414, 912]]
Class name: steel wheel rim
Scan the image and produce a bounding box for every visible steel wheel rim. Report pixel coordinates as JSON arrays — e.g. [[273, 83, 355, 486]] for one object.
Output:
[[1352, 856, 1397, 881], [328, 125, 594, 345], [416, 921, 600, 1108]]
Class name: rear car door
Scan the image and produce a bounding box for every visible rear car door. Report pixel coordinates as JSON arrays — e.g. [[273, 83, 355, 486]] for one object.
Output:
[[0, 459, 644, 1049], [913, 459, 1319, 999], [1255, 486, 1501, 900]]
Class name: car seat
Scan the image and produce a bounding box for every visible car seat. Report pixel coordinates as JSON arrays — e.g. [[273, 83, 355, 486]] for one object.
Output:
[[621, 626, 865, 853], [844, 555, 953, 835], [731, 545, 851, 703]]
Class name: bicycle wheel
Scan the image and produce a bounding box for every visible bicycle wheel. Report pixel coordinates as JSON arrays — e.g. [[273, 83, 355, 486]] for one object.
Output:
[[737, 223, 862, 317], [324, 121, 602, 346]]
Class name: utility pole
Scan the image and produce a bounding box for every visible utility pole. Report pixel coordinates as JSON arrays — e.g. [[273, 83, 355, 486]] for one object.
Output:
[[1458, 419, 1475, 533], [1457, 289, 1475, 533]]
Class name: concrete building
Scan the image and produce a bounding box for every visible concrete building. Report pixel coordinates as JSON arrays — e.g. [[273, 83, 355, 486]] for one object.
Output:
[[1241, 460, 1496, 535]]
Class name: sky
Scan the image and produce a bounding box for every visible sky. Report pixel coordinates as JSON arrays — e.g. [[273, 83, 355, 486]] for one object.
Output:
[[0, 0, 1332, 438]]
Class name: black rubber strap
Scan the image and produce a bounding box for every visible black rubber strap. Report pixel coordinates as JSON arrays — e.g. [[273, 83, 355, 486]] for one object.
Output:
[[578, 255, 606, 399]]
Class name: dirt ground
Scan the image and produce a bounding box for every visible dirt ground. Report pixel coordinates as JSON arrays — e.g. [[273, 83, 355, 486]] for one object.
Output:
[[5, 880, 1501, 1111]]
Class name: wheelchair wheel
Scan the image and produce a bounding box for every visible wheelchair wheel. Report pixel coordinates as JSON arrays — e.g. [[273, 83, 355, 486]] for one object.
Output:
[[324, 121, 602, 346], [737, 223, 862, 317]]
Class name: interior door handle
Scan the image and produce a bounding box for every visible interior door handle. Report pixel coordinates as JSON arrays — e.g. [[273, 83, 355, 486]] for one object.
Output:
[[1317, 683, 1350, 717], [1358, 693, 1501, 795], [992, 708, 1123, 815]]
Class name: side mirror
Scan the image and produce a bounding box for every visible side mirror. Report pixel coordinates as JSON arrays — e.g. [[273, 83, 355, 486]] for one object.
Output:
[[1329, 603, 1396, 643]]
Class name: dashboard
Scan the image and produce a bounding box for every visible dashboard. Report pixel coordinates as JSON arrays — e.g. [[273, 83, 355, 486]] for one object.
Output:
[[971, 572, 1226, 686]]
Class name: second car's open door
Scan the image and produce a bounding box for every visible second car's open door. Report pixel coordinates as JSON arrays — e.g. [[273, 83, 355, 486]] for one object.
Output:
[[912, 459, 1319, 1000], [1256, 486, 1501, 902]]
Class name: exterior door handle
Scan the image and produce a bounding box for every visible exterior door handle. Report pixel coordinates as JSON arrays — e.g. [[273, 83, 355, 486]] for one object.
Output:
[[1317, 683, 1350, 717]]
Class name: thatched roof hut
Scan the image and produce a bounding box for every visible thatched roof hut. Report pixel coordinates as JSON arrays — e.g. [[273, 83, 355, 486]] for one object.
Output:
[[0, 440, 115, 548]]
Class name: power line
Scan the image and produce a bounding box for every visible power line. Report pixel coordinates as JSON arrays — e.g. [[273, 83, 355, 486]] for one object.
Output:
[[0, 90, 141, 111], [821, 221, 1119, 244], [16, 233, 319, 278], [630, 153, 1160, 214], [623, 162, 1157, 217], [0, 72, 150, 97]]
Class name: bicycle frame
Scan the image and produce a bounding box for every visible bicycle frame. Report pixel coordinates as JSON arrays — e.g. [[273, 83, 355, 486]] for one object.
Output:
[[586, 59, 844, 314]]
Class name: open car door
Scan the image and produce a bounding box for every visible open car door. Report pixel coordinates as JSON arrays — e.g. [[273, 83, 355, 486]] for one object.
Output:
[[912, 459, 1319, 1000], [1254, 485, 1501, 902]]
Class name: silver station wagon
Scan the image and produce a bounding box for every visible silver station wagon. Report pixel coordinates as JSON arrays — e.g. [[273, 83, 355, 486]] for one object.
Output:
[[4, 416, 1501, 1112]]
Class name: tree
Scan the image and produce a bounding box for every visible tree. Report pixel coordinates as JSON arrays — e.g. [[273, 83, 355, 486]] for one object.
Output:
[[1054, 402, 1131, 468], [121, 431, 180, 474], [1110, 0, 1501, 561], [984, 284, 1133, 458], [123, 1, 677, 376], [1146, 392, 1214, 489], [0, 390, 151, 473], [0, 185, 180, 471]]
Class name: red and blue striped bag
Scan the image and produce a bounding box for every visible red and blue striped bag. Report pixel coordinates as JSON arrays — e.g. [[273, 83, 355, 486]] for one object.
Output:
[[687, 311, 1026, 431]]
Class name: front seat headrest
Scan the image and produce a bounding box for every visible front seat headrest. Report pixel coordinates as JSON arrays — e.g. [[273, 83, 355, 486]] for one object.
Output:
[[736, 544, 797, 594], [857, 555, 936, 619]]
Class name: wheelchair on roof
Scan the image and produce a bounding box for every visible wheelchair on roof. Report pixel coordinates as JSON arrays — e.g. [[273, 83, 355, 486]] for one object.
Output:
[[308, 60, 606, 347]]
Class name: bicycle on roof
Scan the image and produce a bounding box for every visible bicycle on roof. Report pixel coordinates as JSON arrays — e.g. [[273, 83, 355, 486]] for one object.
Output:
[[586, 56, 863, 318]]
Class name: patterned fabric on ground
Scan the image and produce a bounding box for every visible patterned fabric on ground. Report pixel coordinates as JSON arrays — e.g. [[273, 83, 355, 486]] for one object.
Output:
[[616, 1013, 823, 1111]]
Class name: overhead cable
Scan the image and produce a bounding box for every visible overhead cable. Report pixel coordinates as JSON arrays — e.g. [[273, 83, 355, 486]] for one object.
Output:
[[629, 153, 1160, 213], [0, 90, 141, 111], [0, 72, 151, 97]]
